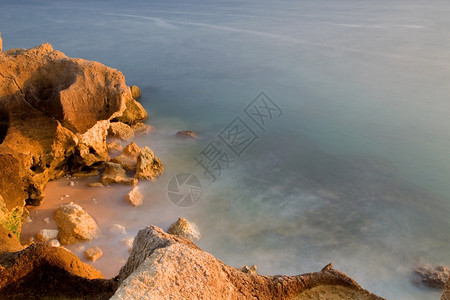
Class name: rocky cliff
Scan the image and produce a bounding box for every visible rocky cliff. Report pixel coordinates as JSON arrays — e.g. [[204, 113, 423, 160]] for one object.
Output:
[[0, 34, 146, 237]]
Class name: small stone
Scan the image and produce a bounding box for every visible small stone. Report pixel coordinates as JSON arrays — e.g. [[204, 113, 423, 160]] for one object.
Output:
[[110, 224, 127, 235], [37, 229, 59, 242], [25, 216, 33, 223], [69, 181, 75, 186], [130, 85, 141, 99], [28, 237, 34, 242], [125, 186, 143, 206], [240, 265, 258, 274], [72, 170, 99, 178], [135, 146, 164, 180], [88, 182, 104, 188], [64, 194, 70, 198], [120, 237, 134, 247], [176, 130, 198, 139], [167, 217, 200, 241], [84, 246, 103, 261], [48, 239, 61, 247], [43, 217, 50, 224], [93, 198, 97, 204]]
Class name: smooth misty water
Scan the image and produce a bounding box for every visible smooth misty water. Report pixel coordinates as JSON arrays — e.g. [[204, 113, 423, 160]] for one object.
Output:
[[3, 0, 450, 299]]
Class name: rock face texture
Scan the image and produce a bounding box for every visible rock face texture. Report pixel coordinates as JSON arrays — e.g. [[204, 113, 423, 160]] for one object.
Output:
[[0, 38, 139, 234], [414, 265, 450, 289], [54, 202, 100, 245], [112, 226, 383, 300], [135, 146, 164, 180], [442, 280, 450, 300], [0, 243, 116, 299], [112, 142, 141, 171]]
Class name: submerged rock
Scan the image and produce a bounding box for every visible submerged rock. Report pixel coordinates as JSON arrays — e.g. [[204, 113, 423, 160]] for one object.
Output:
[[167, 217, 200, 241], [54, 202, 100, 245], [414, 265, 450, 289], [135, 146, 164, 180], [176, 130, 198, 139], [113, 226, 383, 300], [125, 186, 143, 207], [131, 123, 153, 135], [0, 243, 116, 299], [100, 162, 137, 186]]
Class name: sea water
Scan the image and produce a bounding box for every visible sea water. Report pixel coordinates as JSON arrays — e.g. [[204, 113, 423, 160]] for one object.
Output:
[[2, 0, 450, 299]]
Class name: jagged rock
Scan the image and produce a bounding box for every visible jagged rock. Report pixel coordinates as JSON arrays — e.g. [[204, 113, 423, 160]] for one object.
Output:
[[48, 239, 61, 247], [113, 226, 383, 300], [125, 186, 143, 206], [167, 217, 200, 241], [0, 224, 23, 254], [132, 123, 153, 135], [112, 142, 140, 171], [36, 228, 59, 242], [0, 243, 116, 299], [107, 140, 122, 153], [100, 162, 137, 186], [240, 265, 258, 274], [84, 246, 103, 262], [108, 122, 135, 140], [130, 85, 141, 99], [135, 147, 163, 180], [176, 130, 198, 139], [414, 265, 450, 289], [0, 38, 136, 230], [442, 280, 450, 300], [115, 98, 147, 125], [54, 202, 100, 245]]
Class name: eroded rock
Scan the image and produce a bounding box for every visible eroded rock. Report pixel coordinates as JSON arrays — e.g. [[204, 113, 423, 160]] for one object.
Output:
[[442, 280, 450, 300], [108, 122, 135, 141], [54, 202, 100, 245], [100, 162, 137, 186], [125, 186, 143, 207], [84, 246, 103, 262], [113, 226, 383, 300], [36, 228, 59, 242], [167, 217, 200, 241], [135, 147, 163, 180], [115, 98, 147, 125], [130, 85, 141, 99], [0, 224, 23, 254], [176, 130, 198, 139], [111, 142, 140, 171], [414, 265, 450, 289], [107, 140, 122, 153]]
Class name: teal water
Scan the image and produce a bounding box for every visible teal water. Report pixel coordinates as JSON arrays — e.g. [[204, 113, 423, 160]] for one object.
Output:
[[2, 1, 450, 298]]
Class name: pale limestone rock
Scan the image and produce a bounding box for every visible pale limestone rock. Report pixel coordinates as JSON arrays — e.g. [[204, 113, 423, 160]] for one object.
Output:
[[112, 142, 141, 171], [108, 122, 135, 140], [43, 217, 50, 224], [48, 239, 61, 247], [37, 229, 59, 242], [135, 147, 164, 180], [100, 162, 137, 186], [125, 186, 143, 206], [167, 217, 200, 241], [84, 246, 103, 262], [54, 202, 100, 245], [112, 226, 383, 300]]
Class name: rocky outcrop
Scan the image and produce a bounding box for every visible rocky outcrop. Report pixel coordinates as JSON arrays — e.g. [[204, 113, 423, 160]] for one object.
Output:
[[0, 37, 142, 232], [113, 226, 383, 300], [414, 265, 450, 289], [135, 146, 164, 180], [0, 243, 116, 299], [54, 202, 100, 245], [167, 217, 200, 241]]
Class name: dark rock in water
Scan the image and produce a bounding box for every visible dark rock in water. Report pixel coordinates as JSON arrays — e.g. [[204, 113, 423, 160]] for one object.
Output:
[[0, 243, 116, 299], [414, 265, 450, 289], [112, 225, 384, 300], [176, 130, 198, 139]]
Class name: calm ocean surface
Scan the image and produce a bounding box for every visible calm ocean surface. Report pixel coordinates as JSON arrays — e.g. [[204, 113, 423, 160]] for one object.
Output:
[[3, 0, 450, 298]]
